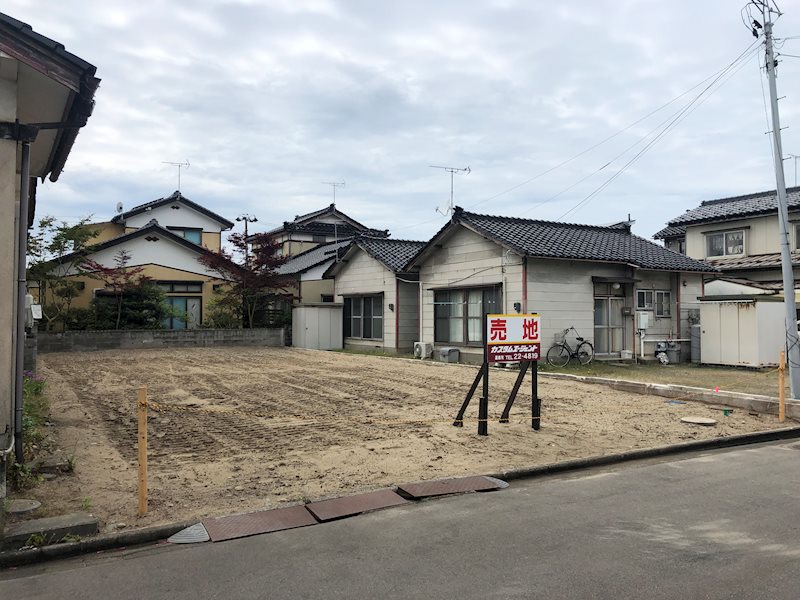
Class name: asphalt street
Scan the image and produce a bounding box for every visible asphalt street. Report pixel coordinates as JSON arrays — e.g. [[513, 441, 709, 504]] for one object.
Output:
[[2, 441, 799, 599]]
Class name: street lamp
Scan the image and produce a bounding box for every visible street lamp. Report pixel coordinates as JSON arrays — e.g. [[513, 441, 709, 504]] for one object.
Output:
[[236, 214, 258, 265]]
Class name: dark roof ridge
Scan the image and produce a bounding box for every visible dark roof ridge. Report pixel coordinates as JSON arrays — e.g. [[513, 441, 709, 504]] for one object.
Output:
[[458, 207, 629, 233], [112, 191, 234, 229], [699, 185, 800, 207], [355, 233, 424, 244]]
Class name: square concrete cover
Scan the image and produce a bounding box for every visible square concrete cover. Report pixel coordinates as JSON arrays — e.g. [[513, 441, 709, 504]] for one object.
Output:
[[305, 489, 410, 522], [202, 505, 317, 542], [397, 476, 504, 499]]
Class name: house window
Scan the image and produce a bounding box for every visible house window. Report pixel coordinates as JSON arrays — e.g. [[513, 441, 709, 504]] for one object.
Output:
[[434, 286, 500, 345], [168, 227, 203, 245], [343, 295, 383, 339], [795, 223, 800, 249], [636, 290, 671, 317], [706, 230, 744, 257], [312, 235, 327, 243], [157, 281, 203, 293], [163, 296, 202, 329]]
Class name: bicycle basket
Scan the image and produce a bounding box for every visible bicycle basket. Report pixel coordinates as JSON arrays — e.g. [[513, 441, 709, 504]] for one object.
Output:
[[554, 330, 567, 344]]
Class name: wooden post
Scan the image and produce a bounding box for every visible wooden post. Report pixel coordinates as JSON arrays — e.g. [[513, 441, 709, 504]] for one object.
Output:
[[779, 350, 786, 423], [137, 386, 148, 516]]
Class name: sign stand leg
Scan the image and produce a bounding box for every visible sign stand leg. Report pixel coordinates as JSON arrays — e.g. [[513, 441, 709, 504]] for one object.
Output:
[[478, 317, 490, 436], [532, 361, 541, 430], [500, 361, 530, 423], [453, 364, 486, 427]]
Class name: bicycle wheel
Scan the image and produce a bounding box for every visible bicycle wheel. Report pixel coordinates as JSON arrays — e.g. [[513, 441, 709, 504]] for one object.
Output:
[[546, 344, 571, 367], [577, 341, 594, 365]]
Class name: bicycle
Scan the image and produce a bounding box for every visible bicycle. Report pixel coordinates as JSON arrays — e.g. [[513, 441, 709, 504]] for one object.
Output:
[[546, 327, 595, 367]]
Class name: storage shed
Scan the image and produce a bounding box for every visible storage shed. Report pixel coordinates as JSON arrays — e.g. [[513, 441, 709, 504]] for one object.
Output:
[[699, 296, 785, 367], [292, 303, 343, 350]]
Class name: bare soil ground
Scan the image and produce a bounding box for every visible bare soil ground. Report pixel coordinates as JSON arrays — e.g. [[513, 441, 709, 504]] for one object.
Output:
[[14, 347, 788, 531]]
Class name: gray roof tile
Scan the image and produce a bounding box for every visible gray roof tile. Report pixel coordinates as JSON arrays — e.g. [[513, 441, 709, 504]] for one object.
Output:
[[450, 208, 716, 272], [276, 240, 352, 275], [357, 237, 426, 272], [655, 186, 800, 238]]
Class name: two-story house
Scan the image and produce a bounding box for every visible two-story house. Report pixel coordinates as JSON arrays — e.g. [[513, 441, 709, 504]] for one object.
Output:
[[654, 186, 800, 296], [41, 191, 233, 329]]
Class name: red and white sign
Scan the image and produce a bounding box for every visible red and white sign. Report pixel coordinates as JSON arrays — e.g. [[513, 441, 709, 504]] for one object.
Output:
[[486, 313, 541, 363]]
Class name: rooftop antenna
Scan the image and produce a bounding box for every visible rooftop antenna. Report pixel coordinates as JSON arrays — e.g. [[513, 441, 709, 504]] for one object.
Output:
[[322, 181, 345, 206], [430, 165, 471, 216], [162, 160, 190, 192]]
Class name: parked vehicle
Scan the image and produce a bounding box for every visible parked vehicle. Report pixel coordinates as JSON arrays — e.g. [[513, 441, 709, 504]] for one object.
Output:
[[546, 327, 594, 367]]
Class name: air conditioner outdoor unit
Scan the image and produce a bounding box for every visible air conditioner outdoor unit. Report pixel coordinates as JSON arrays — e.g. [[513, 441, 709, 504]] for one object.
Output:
[[413, 342, 433, 359]]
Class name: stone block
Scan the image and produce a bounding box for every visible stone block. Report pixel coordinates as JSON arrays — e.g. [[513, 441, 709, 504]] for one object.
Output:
[[1, 512, 99, 551]]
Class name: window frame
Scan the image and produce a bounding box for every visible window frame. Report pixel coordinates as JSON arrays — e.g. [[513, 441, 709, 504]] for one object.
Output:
[[343, 295, 383, 340], [705, 229, 744, 257], [636, 289, 672, 317], [167, 227, 203, 245], [433, 285, 501, 346]]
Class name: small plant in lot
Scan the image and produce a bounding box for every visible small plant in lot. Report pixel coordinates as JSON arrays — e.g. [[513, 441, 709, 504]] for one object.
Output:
[[80, 497, 92, 511], [21, 371, 51, 462], [24, 533, 48, 548], [8, 461, 42, 490], [61, 534, 82, 544], [66, 454, 77, 473]]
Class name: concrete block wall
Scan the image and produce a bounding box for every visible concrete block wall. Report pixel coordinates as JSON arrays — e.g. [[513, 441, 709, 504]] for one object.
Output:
[[37, 328, 285, 353]]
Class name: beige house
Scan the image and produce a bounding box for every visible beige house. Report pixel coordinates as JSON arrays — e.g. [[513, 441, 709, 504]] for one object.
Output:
[[654, 186, 800, 295], [41, 191, 233, 329], [1, 13, 99, 488], [324, 236, 425, 353], [404, 208, 716, 364]]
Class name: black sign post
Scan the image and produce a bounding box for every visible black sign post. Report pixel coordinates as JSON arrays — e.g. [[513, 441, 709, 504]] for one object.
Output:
[[454, 314, 542, 436]]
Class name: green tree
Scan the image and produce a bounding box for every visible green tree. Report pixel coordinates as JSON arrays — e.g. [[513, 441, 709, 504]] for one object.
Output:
[[27, 216, 99, 331]]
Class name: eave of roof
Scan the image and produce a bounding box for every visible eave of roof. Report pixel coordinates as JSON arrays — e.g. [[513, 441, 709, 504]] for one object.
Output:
[[265, 204, 376, 236], [111, 191, 235, 229], [275, 239, 352, 275], [0, 12, 100, 182], [408, 207, 717, 273], [323, 237, 425, 278]]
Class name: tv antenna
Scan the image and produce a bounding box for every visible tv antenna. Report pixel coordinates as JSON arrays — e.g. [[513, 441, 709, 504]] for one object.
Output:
[[430, 165, 470, 216], [322, 181, 345, 205], [162, 160, 190, 192]]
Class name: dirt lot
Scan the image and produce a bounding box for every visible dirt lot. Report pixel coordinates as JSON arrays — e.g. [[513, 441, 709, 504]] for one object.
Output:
[[19, 347, 788, 530]]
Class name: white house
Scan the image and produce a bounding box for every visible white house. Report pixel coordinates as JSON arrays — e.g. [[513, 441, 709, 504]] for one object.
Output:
[[324, 236, 425, 353], [404, 208, 717, 364]]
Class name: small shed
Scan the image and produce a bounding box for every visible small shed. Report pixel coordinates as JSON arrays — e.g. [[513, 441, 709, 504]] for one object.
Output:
[[292, 303, 343, 350], [699, 296, 785, 367]]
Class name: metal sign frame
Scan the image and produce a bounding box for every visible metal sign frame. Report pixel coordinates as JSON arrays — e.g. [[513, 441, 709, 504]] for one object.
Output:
[[453, 313, 542, 436]]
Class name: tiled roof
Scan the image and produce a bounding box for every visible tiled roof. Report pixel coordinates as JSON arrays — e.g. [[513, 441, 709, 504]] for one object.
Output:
[[422, 208, 716, 272], [266, 204, 377, 236], [112, 191, 234, 229], [276, 240, 352, 275], [652, 224, 687, 239], [707, 277, 788, 291], [289, 222, 388, 238], [704, 251, 800, 271], [654, 186, 800, 239], [357, 236, 426, 272]]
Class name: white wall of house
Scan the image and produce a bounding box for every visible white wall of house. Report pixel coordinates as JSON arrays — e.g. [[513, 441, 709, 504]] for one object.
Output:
[[63, 233, 220, 278], [418, 226, 524, 362], [333, 249, 396, 351], [124, 204, 226, 232], [684, 214, 788, 259]]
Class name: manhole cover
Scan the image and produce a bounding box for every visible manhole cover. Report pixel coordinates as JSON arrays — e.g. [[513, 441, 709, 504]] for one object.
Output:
[[681, 416, 717, 426], [168, 523, 210, 544], [5, 499, 41, 515]]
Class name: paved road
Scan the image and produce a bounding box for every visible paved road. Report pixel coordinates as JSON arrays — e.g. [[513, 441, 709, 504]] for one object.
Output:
[[2, 441, 800, 599]]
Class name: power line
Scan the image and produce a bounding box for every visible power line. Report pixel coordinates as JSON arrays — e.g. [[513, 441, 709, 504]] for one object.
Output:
[[555, 40, 763, 222]]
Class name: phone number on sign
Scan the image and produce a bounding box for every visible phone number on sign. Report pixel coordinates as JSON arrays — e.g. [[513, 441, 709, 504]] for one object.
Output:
[[488, 344, 540, 363]]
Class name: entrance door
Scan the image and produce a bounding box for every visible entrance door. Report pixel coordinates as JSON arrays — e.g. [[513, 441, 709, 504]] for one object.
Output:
[[594, 297, 625, 355]]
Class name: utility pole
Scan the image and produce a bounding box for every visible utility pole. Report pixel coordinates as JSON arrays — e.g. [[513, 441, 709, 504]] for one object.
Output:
[[759, 1, 800, 397], [431, 165, 470, 216], [236, 213, 258, 267]]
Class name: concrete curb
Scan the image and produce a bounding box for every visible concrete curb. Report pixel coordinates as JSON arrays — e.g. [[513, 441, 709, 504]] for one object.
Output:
[[540, 372, 800, 420], [4, 427, 799, 570], [0, 520, 192, 570], [490, 425, 800, 482]]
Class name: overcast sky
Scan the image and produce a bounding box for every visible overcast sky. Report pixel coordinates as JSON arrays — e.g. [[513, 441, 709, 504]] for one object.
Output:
[[9, 0, 800, 241]]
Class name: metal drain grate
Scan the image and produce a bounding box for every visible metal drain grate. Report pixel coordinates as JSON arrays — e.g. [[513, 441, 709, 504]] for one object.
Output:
[[202, 505, 317, 542], [397, 475, 507, 499], [305, 489, 409, 521]]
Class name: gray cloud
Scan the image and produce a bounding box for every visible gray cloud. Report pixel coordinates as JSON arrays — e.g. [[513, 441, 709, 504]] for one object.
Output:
[[11, 0, 800, 241]]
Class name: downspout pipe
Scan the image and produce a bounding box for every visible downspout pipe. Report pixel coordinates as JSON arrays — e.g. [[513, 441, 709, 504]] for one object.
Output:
[[14, 141, 31, 464]]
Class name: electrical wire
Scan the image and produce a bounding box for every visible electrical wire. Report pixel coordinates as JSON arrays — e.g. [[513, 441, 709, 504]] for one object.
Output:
[[555, 40, 763, 222]]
